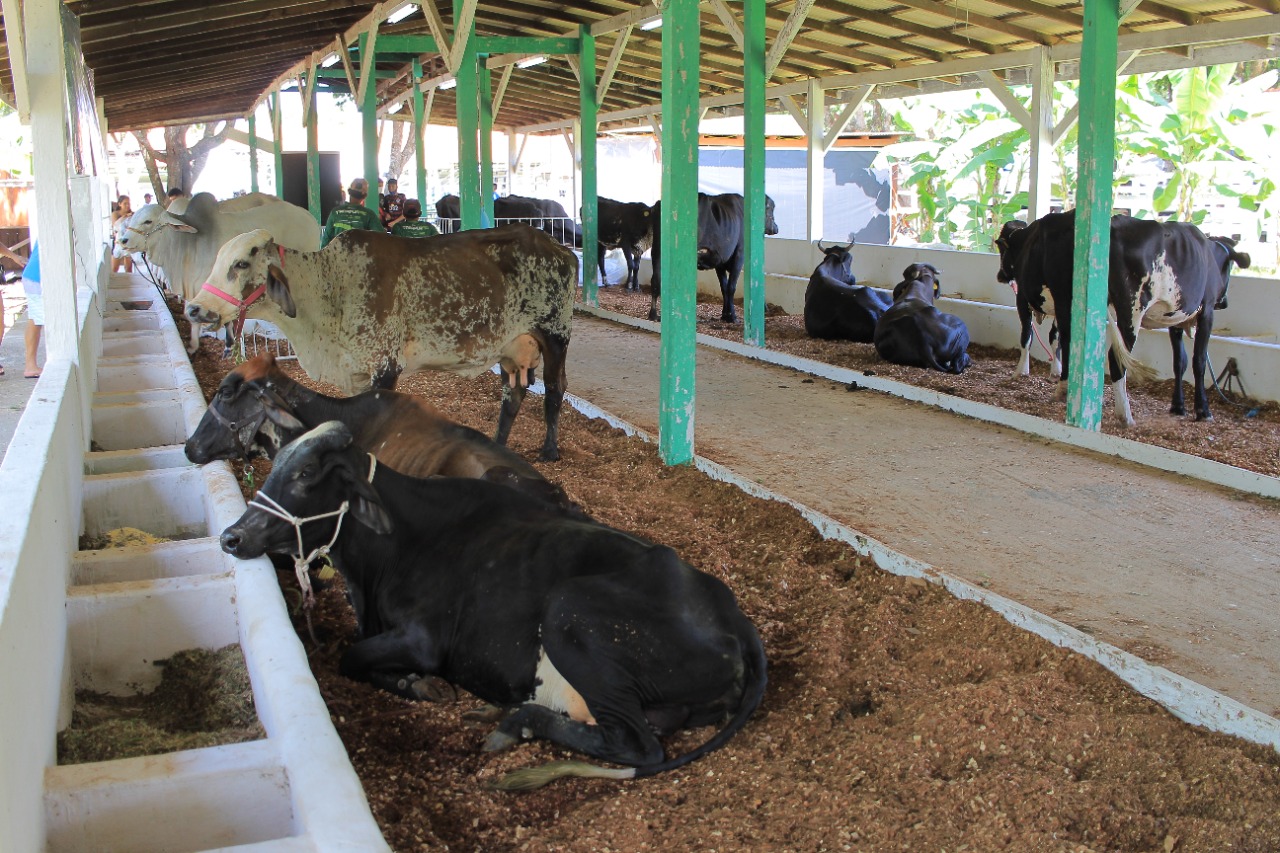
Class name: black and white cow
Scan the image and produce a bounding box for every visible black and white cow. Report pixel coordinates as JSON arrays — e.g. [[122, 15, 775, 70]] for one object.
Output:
[[649, 192, 780, 323], [994, 219, 1062, 380], [996, 211, 1250, 424], [593, 198, 654, 291], [803, 240, 891, 343], [220, 422, 767, 791], [873, 263, 971, 374]]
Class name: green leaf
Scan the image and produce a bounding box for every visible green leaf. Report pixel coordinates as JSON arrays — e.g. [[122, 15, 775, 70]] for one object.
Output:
[[1153, 173, 1181, 211]]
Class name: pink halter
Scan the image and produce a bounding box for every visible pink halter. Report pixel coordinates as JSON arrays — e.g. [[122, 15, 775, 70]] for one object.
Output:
[[200, 245, 285, 342]]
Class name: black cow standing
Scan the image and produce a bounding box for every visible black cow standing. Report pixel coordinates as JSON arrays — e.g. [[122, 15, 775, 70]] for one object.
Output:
[[435, 194, 584, 247], [220, 422, 767, 791], [995, 210, 1250, 424], [873, 263, 971, 374], [649, 192, 779, 323], [592, 197, 653, 291], [803, 240, 891, 342]]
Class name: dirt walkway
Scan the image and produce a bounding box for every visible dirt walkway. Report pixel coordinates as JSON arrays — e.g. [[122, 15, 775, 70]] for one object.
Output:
[[567, 314, 1280, 718]]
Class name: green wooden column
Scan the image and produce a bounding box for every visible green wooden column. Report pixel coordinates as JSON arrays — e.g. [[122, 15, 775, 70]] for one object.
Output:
[[659, 0, 701, 466], [413, 58, 427, 205], [305, 76, 321, 223], [455, 2, 482, 230], [360, 33, 380, 216], [248, 113, 259, 193], [579, 25, 599, 304], [742, 0, 766, 347], [271, 93, 284, 197], [480, 62, 495, 225], [1068, 0, 1118, 430]]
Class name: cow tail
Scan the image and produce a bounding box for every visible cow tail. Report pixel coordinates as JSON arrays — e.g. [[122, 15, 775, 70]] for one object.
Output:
[[1106, 321, 1158, 383], [489, 620, 768, 792]]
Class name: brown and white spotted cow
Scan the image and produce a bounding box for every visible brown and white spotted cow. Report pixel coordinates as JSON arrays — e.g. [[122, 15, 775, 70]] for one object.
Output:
[[186, 224, 577, 460]]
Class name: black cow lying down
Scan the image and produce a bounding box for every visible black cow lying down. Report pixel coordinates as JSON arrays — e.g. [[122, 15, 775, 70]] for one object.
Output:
[[220, 422, 767, 791], [874, 263, 972, 374], [803, 240, 891, 343], [184, 355, 576, 514]]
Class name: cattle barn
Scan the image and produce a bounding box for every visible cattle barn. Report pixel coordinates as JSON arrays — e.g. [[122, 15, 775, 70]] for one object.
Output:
[[3, 2, 1280, 851]]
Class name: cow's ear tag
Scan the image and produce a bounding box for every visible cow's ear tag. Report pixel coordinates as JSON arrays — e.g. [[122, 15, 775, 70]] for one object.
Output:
[[317, 555, 337, 581]]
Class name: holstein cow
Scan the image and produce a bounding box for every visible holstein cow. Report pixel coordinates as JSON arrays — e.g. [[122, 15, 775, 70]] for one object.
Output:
[[873, 263, 972, 374], [592, 198, 653, 291], [186, 224, 577, 460], [119, 192, 319, 354], [649, 192, 780, 323], [994, 219, 1062, 380], [995, 211, 1250, 424], [219, 422, 767, 791], [803, 240, 891, 342], [185, 354, 578, 514]]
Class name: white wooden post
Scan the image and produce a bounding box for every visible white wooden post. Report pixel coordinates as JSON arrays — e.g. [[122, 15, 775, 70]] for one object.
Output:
[[806, 78, 825, 241], [1028, 47, 1055, 220], [25, 0, 79, 364]]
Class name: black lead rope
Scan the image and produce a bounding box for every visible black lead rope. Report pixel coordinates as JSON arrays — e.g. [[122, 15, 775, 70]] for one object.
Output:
[[1205, 353, 1259, 418]]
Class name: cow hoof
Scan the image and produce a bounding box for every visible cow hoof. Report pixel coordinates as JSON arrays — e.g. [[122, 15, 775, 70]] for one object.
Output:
[[538, 448, 561, 463], [482, 729, 520, 753], [1170, 405, 1186, 416], [1196, 412, 1214, 422], [463, 704, 508, 724], [408, 675, 458, 703]]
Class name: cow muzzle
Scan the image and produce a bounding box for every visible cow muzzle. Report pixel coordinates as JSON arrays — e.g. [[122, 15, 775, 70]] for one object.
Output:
[[187, 303, 222, 325]]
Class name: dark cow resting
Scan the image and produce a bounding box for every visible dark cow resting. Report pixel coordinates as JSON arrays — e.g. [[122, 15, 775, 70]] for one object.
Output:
[[593, 198, 654, 291], [649, 192, 780, 323], [803, 241, 891, 342], [874, 263, 972, 374], [995, 211, 1251, 424], [220, 422, 766, 791], [184, 355, 576, 513]]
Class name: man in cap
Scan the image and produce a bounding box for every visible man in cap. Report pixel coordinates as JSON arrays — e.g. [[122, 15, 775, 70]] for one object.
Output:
[[390, 199, 440, 238], [322, 178, 383, 247]]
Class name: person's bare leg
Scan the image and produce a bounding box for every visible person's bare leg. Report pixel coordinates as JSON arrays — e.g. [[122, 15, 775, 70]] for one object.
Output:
[[24, 321, 41, 378]]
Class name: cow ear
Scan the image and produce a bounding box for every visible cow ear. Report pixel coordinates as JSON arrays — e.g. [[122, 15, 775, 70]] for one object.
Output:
[[257, 387, 305, 430], [346, 471, 393, 535], [266, 264, 297, 318]]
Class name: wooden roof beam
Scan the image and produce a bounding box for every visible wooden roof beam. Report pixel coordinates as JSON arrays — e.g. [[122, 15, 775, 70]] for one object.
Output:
[[766, 0, 818, 78], [889, 0, 1053, 45]]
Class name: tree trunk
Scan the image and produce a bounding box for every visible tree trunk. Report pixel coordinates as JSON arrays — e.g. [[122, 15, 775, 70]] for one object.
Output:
[[386, 119, 416, 182], [132, 123, 236, 198]]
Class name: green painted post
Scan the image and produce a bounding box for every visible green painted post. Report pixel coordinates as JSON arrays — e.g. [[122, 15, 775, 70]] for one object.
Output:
[[743, 0, 766, 347], [480, 62, 495, 225], [248, 113, 259, 193], [1068, 0, 1119, 430], [659, 0, 700, 466], [271, 93, 284, 197], [305, 76, 321, 223], [455, 1, 482, 230], [413, 58, 427, 206], [360, 33, 380, 216], [579, 25, 599, 304]]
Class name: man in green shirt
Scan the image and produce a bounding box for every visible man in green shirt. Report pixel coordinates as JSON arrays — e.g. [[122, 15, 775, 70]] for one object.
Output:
[[390, 199, 440, 238], [322, 178, 383, 247]]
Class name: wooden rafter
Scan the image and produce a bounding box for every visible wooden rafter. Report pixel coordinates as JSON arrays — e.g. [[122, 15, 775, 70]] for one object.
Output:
[[766, 0, 818, 77]]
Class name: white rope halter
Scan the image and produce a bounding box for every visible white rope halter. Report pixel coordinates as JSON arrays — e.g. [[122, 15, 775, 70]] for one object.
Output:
[[247, 453, 377, 609]]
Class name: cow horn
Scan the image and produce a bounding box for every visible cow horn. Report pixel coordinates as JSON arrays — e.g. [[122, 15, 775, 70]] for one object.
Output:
[[816, 239, 827, 252]]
